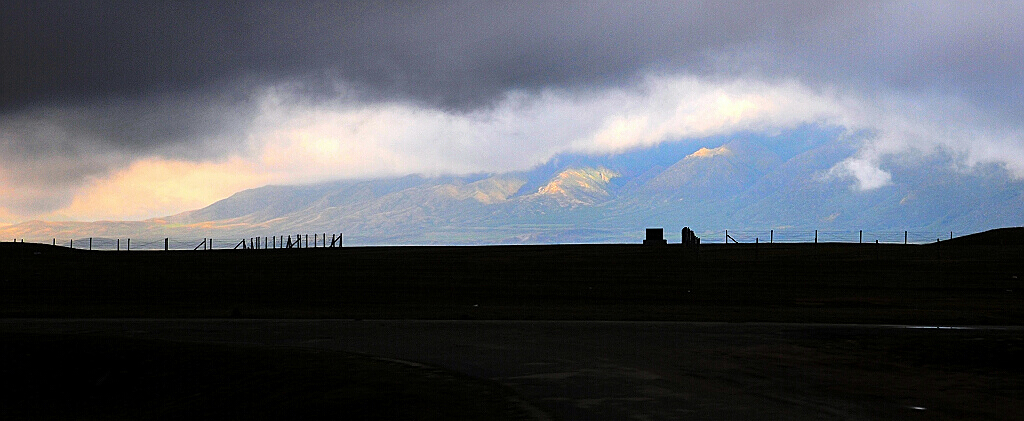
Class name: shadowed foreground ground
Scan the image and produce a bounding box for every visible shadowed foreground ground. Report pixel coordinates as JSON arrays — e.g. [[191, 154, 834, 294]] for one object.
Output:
[[1, 229, 1021, 419], [1, 320, 1020, 420], [1, 237, 1021, 324], [0, 332, 547, 421]]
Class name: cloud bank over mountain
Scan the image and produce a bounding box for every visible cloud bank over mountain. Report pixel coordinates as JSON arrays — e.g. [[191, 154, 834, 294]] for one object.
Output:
[[3, 131, 1019, 245], [2, 1, 1023, 224]]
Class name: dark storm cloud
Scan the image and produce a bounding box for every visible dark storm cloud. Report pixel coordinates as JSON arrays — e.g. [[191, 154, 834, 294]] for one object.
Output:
[[759, 2, 1024, 119], [1, 92, 252, 156], [2, 1, 267, 110], [5, 1, 1020, 115], [2, 1, 833, 111], [2, 1, 1023, 196], [0, 0, 837, 172]]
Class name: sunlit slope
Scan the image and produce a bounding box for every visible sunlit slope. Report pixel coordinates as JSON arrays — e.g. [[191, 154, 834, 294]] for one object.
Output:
[[527, 167, 619, 206]]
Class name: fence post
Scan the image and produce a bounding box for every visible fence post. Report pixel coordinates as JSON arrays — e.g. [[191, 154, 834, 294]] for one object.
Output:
[[859, 230, 862, 244], [89, 237, 92, 250], [305, 234, 309, 248], [725, 230, 728, 244], [117, 239, 120, 251], [127, 239, 130, 251], [52, 238, 55, 246], [814, 230, 817, 244], [905, 231, 908, 245], [165, 238, 168, 251], [770, 229, 773, 244], [70, 239, 73, 249]]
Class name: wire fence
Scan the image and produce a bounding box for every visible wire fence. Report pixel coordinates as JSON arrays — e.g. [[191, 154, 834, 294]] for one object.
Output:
[[8, 233, 343, 251], [7, 229, 965, 250], [715, 229, 957, 244]]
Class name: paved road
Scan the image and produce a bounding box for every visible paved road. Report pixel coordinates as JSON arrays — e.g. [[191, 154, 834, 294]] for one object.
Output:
[[2, 319, 1020, 420]]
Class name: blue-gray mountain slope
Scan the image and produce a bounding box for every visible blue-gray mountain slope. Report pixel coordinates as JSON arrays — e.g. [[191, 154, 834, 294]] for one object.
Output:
[[3, 126, 1020, 244]]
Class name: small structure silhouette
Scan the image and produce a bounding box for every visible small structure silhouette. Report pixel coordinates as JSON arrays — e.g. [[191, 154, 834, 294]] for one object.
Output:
[[681, 227, 700, 246], [644, 228, 667, 245]]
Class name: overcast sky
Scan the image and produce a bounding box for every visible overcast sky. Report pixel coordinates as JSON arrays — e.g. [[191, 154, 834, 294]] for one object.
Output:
[[2, 1, 1022, 222]]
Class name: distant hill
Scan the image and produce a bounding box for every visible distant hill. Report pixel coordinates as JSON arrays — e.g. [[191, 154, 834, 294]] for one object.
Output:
[[946, 227, 1024, 246], [3, 127, 1023, 244]]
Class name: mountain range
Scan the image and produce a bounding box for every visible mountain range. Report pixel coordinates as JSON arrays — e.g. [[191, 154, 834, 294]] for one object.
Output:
[[4, 127, 1022, 245]]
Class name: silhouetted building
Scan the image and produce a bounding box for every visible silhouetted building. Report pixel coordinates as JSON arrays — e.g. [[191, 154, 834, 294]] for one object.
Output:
[[681, 227, 700, 245], [644, 228, 667, 245]]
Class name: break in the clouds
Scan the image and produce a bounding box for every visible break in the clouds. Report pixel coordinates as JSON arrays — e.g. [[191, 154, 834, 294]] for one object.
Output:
[[1, 1, 1023, 222]]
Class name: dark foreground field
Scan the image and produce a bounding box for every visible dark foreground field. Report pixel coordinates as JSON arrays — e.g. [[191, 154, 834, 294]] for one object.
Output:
[[2, 232, 1022, 324], [2, 320, 1021, 420], [1, 229, 1022, 419], [0, 332, 542, 421]]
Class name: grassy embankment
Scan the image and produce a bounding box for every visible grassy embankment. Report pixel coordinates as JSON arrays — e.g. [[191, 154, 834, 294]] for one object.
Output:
[[2, 227, 1021, 325]]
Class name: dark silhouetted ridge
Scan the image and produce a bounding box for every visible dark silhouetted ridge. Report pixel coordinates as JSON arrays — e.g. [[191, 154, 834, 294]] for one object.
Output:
[[947, 227, 1024, 246]]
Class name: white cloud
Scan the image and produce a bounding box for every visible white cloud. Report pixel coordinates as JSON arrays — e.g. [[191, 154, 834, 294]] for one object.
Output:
[[829, 158, 893, 190], [245, 75, 1024, 194], [4, 73, 1024, 222], [244, 76, 849, 183]]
